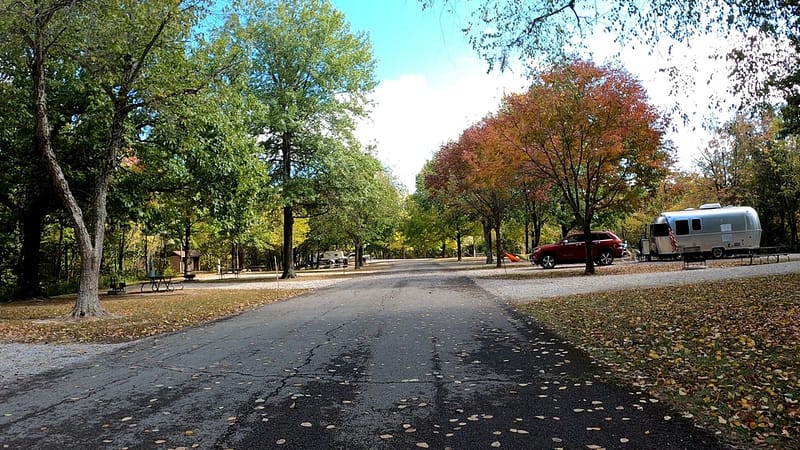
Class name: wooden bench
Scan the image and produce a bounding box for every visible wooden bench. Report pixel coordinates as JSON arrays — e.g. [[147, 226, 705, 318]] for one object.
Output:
[[681, 246, 706, 270]]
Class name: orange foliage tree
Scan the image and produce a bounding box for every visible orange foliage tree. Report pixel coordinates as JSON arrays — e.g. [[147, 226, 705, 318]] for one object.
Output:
[[427, 115, 527, 267], [501, 60, 671, 273]]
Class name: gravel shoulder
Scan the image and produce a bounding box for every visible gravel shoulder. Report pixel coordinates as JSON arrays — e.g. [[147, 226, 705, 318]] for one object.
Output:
[[467, 256, 800, 301], [3, 257, 799, 387]]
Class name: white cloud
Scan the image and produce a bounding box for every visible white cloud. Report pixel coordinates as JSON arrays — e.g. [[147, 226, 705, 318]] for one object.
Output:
[[588, 31, 739, 171], [359, 38, 739, 192], [357, 58, 527, 192]]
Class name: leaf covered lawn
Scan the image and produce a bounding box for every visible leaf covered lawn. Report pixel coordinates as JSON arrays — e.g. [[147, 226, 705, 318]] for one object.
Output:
[[516, 273, 800, 449], [0, 289, 307, 344]]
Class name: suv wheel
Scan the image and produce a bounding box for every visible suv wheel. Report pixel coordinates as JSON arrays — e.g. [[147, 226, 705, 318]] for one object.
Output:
[[540, 254, 557, 269], [597, 250, 614, 266]]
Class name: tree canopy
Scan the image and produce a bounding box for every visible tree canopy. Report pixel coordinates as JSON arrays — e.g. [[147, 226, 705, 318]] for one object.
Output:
[[231, 0, 377, 278]]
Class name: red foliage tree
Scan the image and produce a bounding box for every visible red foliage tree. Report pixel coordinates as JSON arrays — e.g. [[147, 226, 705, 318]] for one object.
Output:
[[501, 60, 671, 273]]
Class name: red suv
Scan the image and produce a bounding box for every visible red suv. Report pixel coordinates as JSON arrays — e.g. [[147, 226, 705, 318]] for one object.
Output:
[[530, 231, 625, 269]]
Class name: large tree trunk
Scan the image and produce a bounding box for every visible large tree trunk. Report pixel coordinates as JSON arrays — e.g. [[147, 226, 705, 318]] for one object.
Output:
[[482, 220, 493, 264], [281, 205, 296, 278], [71, 248, 104, 317], [17, 190, 47, 298], [582, 221, 596, 275]]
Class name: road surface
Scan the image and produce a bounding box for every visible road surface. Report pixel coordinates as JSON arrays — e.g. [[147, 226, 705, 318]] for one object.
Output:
[[1, 259, 725, 449]]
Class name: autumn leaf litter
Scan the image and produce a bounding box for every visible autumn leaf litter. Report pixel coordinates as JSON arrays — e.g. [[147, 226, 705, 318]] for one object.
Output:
[[468, 258, 800, 448], [3, 258, 800, 449]]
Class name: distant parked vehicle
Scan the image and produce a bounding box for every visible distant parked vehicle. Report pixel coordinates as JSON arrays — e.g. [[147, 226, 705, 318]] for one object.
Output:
[[318, 250, 348, 267], [530, 231, 625, 269], [648, 204, 762, 259], [348, 252, 371, 264]]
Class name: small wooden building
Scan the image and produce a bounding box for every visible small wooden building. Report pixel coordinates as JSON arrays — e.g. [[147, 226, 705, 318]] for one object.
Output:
[[169, 250, 200, 274]]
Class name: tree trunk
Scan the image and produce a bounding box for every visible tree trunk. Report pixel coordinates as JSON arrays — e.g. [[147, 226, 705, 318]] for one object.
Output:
[[483, 220, 493, 264], [494, 222, 503, 269], [70, 248, 105, 318], [17, 191, 47, 298], [455, 225, 462, 261], [281, 205, 296, 278], [524, 219, 530, 255], [583, 221, 596, 275], [183, 220, 192, 276], [353, 242, 364, 269], [532, 208, 543, 248], [280, 130, 296, 279], [116, 226, 126, 276], [31, 15, 110, 317]]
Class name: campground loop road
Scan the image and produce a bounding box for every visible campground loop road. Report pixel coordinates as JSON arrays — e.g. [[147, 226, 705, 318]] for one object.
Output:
[[3, 258, 787, 449]]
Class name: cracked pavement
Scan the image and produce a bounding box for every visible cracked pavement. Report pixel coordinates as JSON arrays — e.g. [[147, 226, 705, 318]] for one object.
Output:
[[0, 259, 724, 449]]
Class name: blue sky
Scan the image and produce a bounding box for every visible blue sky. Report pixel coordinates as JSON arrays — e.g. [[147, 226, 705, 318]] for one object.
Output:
[[329, 1, 733, 192], [330, 0, 474, 81], [329, 0, 529, 191]]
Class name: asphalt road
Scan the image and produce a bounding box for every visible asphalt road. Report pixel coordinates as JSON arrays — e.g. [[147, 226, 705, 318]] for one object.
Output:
[[1, 259, 725, 449]]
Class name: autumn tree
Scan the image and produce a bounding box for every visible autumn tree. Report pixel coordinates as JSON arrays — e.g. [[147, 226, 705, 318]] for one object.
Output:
[[234, 0, 376, 279], [502, 60, 670, 274], [427, 116, 522, 268]]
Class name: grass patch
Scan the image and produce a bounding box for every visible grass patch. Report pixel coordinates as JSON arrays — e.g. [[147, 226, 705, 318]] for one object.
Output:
[[515, 273, 800, 449], [0, 288, 307, 344]]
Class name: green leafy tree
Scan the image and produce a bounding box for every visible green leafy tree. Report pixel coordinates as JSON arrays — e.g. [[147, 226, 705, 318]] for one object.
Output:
[[414, 161, 471, 261], [310, 147, 400, 268], [421, 1, 798, 103], [401, 194, 449, 258], [1, 0, 225, 316], [233, 0, 376, 278], [696, 114, 763, 206]]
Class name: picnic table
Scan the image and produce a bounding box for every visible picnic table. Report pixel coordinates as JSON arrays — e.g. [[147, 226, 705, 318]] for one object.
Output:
[[681, 246, 706, 270], [743, 246, 790, 265], [140, 275, 182, 292]]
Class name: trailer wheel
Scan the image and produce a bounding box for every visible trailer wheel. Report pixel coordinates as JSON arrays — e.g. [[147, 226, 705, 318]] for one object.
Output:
[[711, 247, 725, 259]]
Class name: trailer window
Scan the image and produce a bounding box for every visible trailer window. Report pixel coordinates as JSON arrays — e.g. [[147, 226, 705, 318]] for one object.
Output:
[[692, 219, 701, 231], [651, 223, 669, 237], [675, 220, 690, 235]]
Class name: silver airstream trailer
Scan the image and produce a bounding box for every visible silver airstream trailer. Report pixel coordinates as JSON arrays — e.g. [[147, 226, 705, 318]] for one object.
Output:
[[649, 204, 762, 259]]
